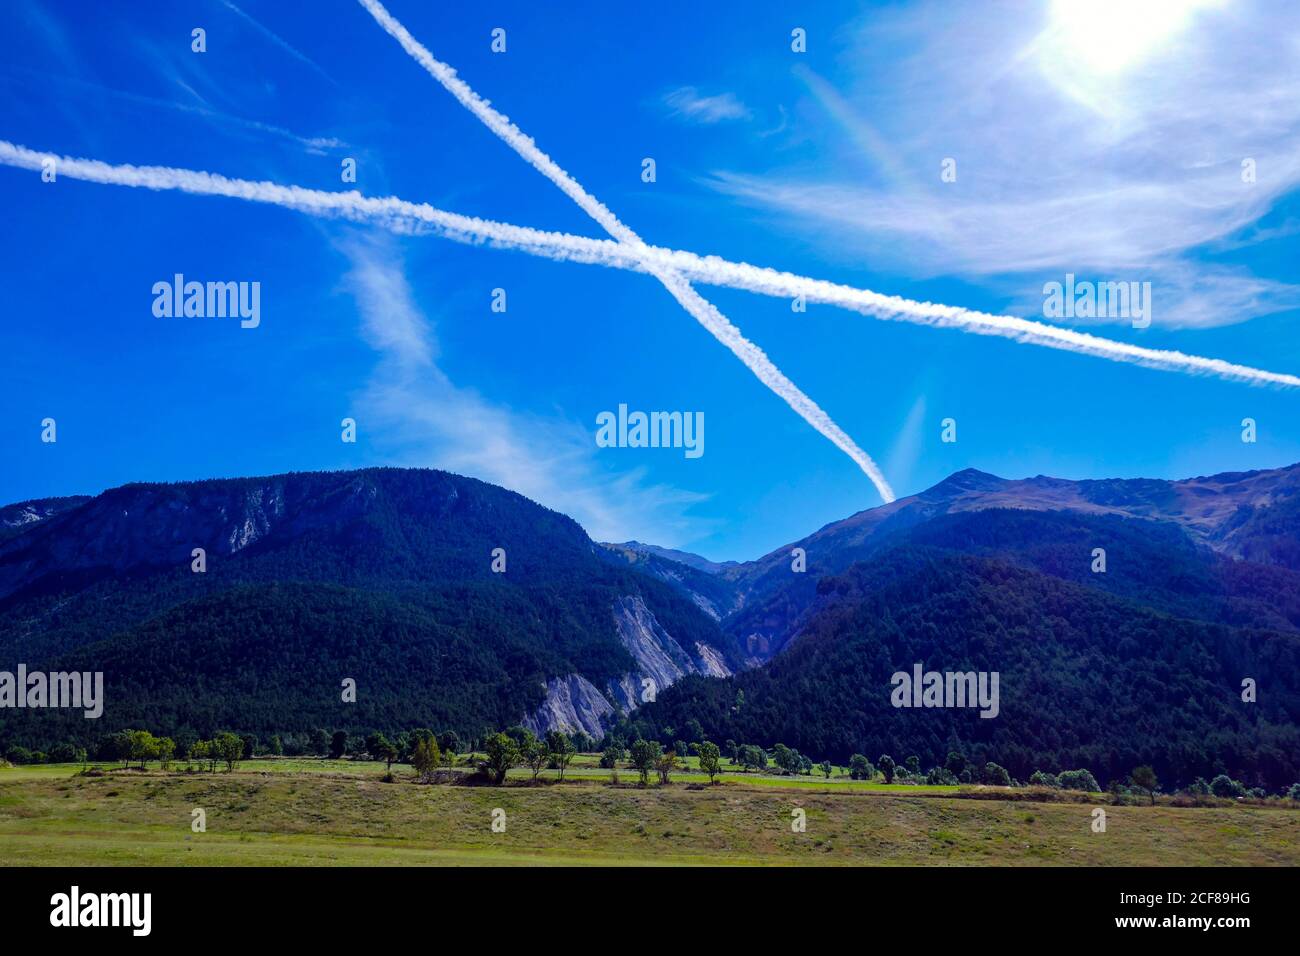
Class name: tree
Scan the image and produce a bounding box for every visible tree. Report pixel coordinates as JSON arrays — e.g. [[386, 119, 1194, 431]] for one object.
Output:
[[725, 740, 739, 764], [156, 737, 176, 770], [656, 750, 678, 785], [411, 737, 441, 782], [945, 751, 967, 777], [849, 754, 873, 780], [737, 744, 767, 773], [629, 739, 662, 786], [124, 730, 157, 769], [437, 731, 460, 755], [268, 735, 284, 756], [1057, 769, 1101, 792], [239, 734, 257, 760], [1029, 770, 1059, 788], [878, 754, 896, 784], [189, 739, 211, 772], [982, 762, 1011, 787], [520, 731, 549, 782], [545, 731, 577, 781], [1130, 765, 1159, 805], [329, 731, 348, 760], [370, 733, 398, 770], [926, 766, 957, 785], [1210, 774, 1246, 798], [481, 732, 521, 785], [904, 755, 921, 777], [599, 744, 623, 769], [697, 741, 722, 784], [820, 760, 833, 779], [309, 728, 331, 756], [772, 743, 802, 775], [214, 732, 244, 772]]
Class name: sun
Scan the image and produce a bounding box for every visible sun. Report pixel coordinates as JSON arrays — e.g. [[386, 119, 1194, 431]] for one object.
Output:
[[1048, 0, 1222, 75]]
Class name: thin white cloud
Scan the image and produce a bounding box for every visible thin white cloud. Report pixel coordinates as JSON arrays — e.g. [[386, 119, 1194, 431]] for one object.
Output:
[[663, 87, 751, 124], [705, 0, 1300, 329], [219, 0, 337, 85], [339, 234, 714, 545], [3, 137, 1298, 392], [354, 0, 896, 504], [1, 66, 344, 153]]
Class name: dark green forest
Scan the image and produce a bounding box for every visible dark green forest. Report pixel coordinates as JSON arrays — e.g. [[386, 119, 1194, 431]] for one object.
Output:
[[626, 547, 1300, 790]]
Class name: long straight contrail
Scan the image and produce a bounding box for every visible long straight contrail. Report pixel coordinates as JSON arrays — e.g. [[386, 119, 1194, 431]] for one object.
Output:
[[5, 139, 1298, 392], [353, 0, 897, 503]]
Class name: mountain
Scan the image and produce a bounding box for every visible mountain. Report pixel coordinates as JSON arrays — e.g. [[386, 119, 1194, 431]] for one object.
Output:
[[717, 463, 1300, 659], [4, 460, 1298, 788], [626, 546, 1300, 789], [597, 541, 743, 626], [604, 541, 738, 575], [0, 495, 89, 544], [614, 463, 1300, 789], [0, 468, 742, 748]]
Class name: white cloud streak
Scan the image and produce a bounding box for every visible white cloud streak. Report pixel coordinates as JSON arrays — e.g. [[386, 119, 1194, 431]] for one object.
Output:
[[663, 87, 751, 124], [340, 234, 714, 546], [353, 0, 897, 504], [4, 137, 1298, 394]]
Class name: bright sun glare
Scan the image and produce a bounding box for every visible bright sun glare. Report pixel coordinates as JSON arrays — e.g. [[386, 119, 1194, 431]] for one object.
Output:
[[1050, 0, 1221, 75]]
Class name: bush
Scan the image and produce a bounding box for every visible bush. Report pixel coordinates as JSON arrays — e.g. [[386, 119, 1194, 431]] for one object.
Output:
[[1057, 769, 1101, 792], [1029, 770, 1059, 788], [1287, 783, 1300, 801], [926, 767, 958, 785], [982, 762, 1011, 787], [848, 754, 874, 780], [1210, 774, 1246, 798]]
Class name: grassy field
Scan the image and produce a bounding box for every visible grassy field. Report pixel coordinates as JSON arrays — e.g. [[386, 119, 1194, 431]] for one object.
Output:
[[1, 760, 1296, 866]]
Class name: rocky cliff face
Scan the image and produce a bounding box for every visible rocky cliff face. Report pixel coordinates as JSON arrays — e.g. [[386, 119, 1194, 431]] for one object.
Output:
[[522, 593, 735, 737]]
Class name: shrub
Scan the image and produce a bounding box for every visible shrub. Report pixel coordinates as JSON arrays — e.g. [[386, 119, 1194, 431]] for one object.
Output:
[[982, 762, 1011, 787], [1029, 770, 1059, 788], [1209, 774, 1246, 798], [1057, 769, 1101, 792]]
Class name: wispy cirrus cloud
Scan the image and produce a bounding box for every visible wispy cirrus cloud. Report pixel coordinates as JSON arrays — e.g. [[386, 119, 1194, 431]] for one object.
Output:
[[339, 234, 715, 547], [663, 86, 751, 124], [706, 0, 1300, 329], [219, 0, 337, 86]]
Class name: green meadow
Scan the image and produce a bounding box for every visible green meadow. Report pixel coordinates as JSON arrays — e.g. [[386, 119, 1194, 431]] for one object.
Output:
[[1, 759, 1296, 866]]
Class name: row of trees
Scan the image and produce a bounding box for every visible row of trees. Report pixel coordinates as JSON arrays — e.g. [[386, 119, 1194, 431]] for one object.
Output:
[[9, 726, 1300, 802]]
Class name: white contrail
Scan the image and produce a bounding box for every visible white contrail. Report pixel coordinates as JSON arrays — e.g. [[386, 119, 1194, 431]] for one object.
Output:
[[5, 139, 1298, 392], [353, 0, 897, 502]]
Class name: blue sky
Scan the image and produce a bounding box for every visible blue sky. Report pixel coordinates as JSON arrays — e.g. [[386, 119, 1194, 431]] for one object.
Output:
[[3, 0, 1299, 561]]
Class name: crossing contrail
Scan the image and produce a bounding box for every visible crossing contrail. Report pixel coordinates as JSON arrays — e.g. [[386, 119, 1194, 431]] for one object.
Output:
[[5, 138, 1297, 393], [353, 0, 897, 502]]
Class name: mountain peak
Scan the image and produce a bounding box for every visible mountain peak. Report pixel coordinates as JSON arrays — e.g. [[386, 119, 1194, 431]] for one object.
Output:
[[921, 467, 1005, 498]]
